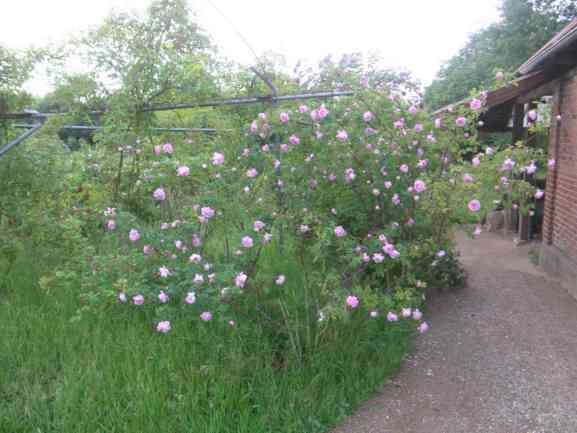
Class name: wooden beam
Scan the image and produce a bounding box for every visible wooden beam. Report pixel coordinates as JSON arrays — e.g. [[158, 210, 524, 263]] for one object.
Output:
[[485, 70, 550, 108], [512, 103, 526, 144], [516, 78, 560, 104]]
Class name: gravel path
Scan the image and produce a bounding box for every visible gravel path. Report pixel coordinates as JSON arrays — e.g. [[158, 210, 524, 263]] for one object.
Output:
[[333, 232, 577, 433]]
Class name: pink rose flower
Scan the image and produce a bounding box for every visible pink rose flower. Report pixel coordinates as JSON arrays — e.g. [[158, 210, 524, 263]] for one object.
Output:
[[156, 321, 171, 333], [418, 322, 430, 333], [241, 236, 254, 248], [153, 188, 166, 201], [253, 220, 265, 232], [212, 152, 225, 166], [158, 266, 171, 278], [468, 199, 481, 212], [177, 166, 190, 177], [235, 272, 247, 288], [346, 295, 359, 309], [336, 130, 348, 142], [185, 292, 196, 304], [470, 99, 482, 111], [288, 134, 300, 145], [129, 229, 140, 242], [158, 291, 169, 303], [200, 207, 215, 220], [317, 105, 329, 119], [373, 253, 385, 263], [413, 180, 426, 193], [334, 226, 347, 237], [200, 312, 213, 322]]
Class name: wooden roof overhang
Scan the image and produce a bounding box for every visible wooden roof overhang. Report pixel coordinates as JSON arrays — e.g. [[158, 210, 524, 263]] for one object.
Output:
[[433, 18, 577, 132], [432, 70, 551, 131]]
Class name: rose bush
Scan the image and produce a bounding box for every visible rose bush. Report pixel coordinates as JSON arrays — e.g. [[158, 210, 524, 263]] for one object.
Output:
[[77, 83, 512, 354]]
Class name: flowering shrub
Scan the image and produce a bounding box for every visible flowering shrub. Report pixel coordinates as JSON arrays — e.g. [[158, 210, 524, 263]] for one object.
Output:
[[75, 82, 519, 362]]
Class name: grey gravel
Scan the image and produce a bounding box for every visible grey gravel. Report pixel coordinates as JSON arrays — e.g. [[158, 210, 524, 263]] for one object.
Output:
[[333, 231, 577, 433]]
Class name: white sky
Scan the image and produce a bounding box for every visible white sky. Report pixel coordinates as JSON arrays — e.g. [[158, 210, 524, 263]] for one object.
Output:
[[0, 0, 502, 96]]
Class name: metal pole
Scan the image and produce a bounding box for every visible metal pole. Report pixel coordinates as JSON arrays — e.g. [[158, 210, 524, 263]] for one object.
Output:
[[139, 90, 354, 113], [0, 90, 355, 120], [0, 117, 47, 158], [11, 124, 227, 134]]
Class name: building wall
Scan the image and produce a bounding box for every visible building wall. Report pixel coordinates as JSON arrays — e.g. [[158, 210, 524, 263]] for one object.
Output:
[[541, 67, 577, 299]]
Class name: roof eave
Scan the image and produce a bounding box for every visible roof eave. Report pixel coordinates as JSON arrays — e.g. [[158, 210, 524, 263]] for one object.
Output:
[[517, 21, 577, 75]]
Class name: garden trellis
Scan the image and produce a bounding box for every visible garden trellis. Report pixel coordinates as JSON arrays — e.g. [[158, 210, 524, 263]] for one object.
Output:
[[0, 67, 354, 159]]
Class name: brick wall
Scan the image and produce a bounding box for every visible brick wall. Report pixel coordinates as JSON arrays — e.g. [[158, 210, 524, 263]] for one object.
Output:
[[542, 68, 577, 263]]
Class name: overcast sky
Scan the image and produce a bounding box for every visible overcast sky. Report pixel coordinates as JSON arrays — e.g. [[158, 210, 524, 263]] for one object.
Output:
[[0, 0, 502, 95]]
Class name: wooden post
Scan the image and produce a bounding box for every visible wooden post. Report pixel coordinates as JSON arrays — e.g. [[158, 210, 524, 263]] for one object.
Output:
[[511, 102, 537, 242], [505, 103, 527, 236], [512, 103, 526, 144]]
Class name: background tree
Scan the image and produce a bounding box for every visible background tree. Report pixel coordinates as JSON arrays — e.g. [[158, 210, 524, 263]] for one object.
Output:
[[424, 0, 577, 110], [77, 0, 216, 118], [0, 45, 42, 114]]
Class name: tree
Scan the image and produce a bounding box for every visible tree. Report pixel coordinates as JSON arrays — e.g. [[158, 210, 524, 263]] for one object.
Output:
[[78, 0, 215, 113], [0, 45, 41, 113], [38, 73, 107, 114], [424, 0, 577, 110]]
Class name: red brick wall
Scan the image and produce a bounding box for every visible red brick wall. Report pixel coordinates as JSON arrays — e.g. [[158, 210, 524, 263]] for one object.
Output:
[[543, 68, 577, 262]]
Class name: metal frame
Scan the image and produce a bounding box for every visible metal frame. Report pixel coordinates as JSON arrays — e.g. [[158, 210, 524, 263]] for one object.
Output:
[[0, 115, 47, 158], [0, 85, 355, 159]]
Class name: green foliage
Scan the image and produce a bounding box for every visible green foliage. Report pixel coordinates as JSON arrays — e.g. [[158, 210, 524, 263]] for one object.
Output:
[[0, 45, 39, 111], [428, 249, 467, 291], [424, 0, 577, 110], [78, 0, 214, 110]]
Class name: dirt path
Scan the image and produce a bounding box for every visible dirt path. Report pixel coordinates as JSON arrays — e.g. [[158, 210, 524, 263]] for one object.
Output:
[[333, 232, 577, 433]]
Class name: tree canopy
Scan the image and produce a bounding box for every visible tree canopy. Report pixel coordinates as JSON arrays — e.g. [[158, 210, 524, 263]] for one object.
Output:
[[424, 0, 577, 110]]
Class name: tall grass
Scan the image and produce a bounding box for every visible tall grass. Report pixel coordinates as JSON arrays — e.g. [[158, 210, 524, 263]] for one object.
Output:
[[0, 246, 413, 433]]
